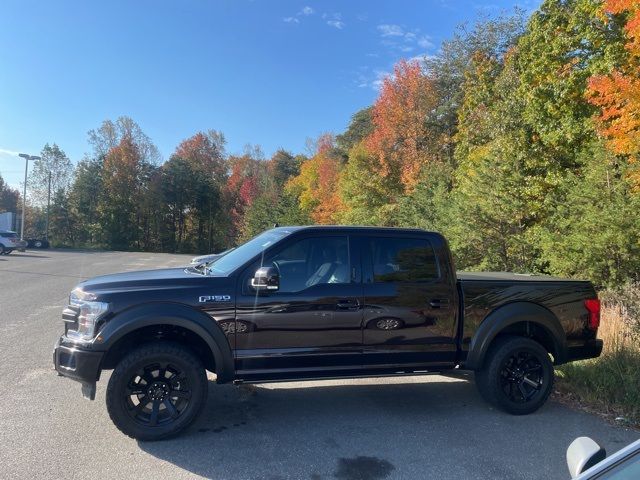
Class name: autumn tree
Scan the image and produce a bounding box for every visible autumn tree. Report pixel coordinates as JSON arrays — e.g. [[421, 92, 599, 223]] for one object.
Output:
[[366, 60, 441, 192], [173, 130, 226, 183], [238, 149, 307, 240], [515, 0, 626, 172], [171, 131, 227, 251], [336, 107, 373, 156], [225, 146, 269, 240], [425, 11, 526, 166], [268, 149, 299, 188], [99, 134, 155, 250], [587, 0, 640, 188], [286, 134, 343, 224], [88, 116, 160, 164], [337, 142, 398, 225]]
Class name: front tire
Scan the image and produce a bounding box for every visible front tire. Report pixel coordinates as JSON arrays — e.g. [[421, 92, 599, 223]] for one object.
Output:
[[106, 342, 208, 441], [475, 336, 554, 415]]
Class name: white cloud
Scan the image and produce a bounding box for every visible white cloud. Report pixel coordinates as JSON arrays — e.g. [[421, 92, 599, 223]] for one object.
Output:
[[377, 24, 404, 37], [409, 53, 436, 66], [372, 70, 391, 90], [0, 148, 21, 156], [375, 24, 435, 56], [325, 13, 344, 29], [418, 36, 433, 49], [283, 16, 299, 23], [300, 6, 314, 15]]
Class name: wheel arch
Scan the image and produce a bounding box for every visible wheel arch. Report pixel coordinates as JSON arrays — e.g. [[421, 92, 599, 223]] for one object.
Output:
[[464, 301, 567, 370], [96, 303, 235, 383]]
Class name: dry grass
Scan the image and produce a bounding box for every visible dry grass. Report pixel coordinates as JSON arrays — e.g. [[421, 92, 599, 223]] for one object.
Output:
[[556, 286, 640, 427]]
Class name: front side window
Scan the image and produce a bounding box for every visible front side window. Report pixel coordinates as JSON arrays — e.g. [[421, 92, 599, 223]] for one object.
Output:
[[367, 237, 438, 283], [265, 236, 350, 293]]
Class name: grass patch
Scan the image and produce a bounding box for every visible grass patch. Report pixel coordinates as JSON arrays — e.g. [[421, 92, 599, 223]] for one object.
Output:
[[556, 286, 640, 427]]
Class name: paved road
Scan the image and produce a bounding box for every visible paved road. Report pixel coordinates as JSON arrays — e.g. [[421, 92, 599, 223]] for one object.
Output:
[[0, 250, 637, 480]]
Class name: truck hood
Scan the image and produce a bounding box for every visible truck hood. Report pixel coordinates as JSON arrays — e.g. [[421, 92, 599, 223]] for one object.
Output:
[[78, 267, 219, 293]]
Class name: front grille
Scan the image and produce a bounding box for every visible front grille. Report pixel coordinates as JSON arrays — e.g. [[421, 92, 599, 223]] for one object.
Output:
[[62, 305, 79, 334]]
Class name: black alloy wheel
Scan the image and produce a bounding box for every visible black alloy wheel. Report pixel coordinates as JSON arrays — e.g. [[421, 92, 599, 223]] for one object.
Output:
[[124, 362, 192, 427], [475, 336, 554, 415], [499, 351, 544, 403], [106, 342, 207, 440]]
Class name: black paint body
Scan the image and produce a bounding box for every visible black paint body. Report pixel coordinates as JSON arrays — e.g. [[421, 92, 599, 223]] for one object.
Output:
[[53, 226, 602, 391]]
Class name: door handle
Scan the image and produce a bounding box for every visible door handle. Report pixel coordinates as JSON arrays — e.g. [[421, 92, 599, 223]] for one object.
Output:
[[336, 299, 360, 310], [429, 298, 450, 309]]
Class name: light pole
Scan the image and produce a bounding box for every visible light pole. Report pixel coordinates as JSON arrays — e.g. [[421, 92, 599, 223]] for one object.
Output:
[[18, 153, 41, 241]]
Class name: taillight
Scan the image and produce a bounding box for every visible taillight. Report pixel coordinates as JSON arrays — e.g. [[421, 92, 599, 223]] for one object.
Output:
[[584, 298, 601, 330]]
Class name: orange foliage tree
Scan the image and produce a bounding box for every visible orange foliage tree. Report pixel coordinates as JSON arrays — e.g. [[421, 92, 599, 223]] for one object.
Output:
[[365, 60, 440, 192], [588, 0, 640, 187], [225, 152, 267, 234], [173, 130, 226, 183], [286, 134, 343, 224]]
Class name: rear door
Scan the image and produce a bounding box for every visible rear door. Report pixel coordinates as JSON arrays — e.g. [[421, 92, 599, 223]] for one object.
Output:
[[359, 233, 458, 369]]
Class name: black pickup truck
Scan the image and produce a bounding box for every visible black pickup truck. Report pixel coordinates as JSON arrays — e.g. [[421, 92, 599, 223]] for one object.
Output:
[[54, 226, 603, 440]]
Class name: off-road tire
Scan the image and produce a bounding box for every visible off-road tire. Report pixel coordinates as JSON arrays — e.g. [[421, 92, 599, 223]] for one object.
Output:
[[106, 342, 208, 441], [475, 335, 554, 415]]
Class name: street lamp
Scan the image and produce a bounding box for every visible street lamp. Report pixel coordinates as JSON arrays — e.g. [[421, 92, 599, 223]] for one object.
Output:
[[18, 153, 41, 241]]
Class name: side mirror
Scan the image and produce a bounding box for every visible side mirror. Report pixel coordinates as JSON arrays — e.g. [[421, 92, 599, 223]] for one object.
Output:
[[251, 266, 279, 292], [567, 437, 606, 478]]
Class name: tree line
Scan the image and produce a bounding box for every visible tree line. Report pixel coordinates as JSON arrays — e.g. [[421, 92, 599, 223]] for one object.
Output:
[[1, 0, 638, 288]]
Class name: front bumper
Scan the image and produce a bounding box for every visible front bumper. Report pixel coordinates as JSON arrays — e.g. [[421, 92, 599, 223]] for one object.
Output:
[[53, 338, 104, 399], [566, 339, 603, 362]]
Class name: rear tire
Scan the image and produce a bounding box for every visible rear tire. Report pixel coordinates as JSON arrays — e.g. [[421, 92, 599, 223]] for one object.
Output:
[[475, 336, 554, 415], [0, 244, 4, 255], [106, 342, 208, 441]]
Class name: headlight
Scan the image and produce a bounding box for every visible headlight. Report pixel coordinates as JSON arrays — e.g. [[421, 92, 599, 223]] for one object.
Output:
[[67, 289, 109, 342]]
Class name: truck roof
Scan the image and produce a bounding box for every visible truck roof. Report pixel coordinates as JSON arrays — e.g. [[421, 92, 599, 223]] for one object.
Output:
[[272, 225, 436, 234]]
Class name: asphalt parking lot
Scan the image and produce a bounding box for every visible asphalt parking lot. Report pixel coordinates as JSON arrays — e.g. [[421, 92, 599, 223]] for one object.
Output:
[[0, 249, 637, 480]]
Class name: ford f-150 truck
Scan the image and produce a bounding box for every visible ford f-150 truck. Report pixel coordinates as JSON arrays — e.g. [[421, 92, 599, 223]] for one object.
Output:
[[54, 226, 603, 440]]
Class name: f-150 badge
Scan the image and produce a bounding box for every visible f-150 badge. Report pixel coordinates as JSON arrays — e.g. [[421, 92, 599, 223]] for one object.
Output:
[[199, 295, 232, 303]]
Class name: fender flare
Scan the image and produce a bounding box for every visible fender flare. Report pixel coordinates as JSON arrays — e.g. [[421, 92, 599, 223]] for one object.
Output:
[[464, 301, 567, 370], [95, 303, 235, 383]]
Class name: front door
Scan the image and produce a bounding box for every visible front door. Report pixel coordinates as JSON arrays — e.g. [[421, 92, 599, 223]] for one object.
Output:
[[359, 234, 457, 369], [234, 234, 363, 377]]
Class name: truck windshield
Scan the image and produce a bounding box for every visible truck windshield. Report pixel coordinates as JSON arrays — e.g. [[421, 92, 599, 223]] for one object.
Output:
[[206, 228, 295, 275]]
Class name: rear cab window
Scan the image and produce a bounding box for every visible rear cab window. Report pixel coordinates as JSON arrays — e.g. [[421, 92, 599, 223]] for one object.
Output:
[[364, 235, 440, 284]]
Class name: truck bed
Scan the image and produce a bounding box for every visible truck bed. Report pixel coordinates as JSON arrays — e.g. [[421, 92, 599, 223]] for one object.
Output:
[[457, 271, 597, 362]]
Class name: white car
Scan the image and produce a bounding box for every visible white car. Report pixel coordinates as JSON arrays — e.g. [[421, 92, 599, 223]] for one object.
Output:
[[0, 230, 27, 254], [567, 436, 640, 479], [190, 248, 233, 267]]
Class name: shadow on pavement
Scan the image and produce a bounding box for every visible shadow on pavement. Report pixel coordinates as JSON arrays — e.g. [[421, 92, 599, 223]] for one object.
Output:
[[135, 377, 631, 480], [8, 253, 50, 258]]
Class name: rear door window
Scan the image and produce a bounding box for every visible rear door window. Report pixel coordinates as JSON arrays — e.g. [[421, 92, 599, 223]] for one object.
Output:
[[366, 237, 439, 283]]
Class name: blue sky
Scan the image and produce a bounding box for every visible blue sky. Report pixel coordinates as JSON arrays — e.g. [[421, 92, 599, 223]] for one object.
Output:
[[0, 0, 539, 188]]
